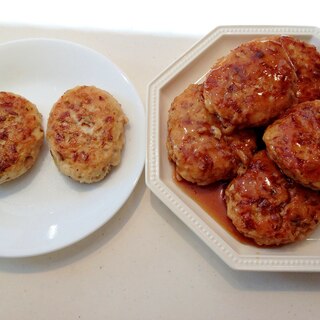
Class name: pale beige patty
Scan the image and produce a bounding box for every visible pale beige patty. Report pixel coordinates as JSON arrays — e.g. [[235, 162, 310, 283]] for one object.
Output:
[[46, 86, 128, 183], [0, 92, 44, 184]]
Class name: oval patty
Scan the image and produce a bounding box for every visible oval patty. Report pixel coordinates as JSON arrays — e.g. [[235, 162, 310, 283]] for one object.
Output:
[[225, 150, 320, 246], [0, 92, 44, 184], [263, 100, 320, 190], [47, 86, 128, 183], [167, 84, 256, 185], [203, 38, 297, 130]]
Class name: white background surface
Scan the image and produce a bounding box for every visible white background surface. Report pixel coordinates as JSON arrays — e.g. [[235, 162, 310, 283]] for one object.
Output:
[[1, 0, 320, 36], [1, 1, 320, 319]]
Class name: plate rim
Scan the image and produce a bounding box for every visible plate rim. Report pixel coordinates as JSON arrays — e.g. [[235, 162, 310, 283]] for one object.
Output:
[[146, 25, 320, 272], [0, 37, 146, 258]]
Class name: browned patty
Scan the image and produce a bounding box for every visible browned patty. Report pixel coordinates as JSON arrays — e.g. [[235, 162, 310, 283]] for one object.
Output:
[[280, 36, 320, 103], [47, 86, 128, 183], [263, 100, 320, 190], [203, 38, 297, 130], [167, 84, 256, 185], [225, 150, 320, 246], [0, 92, 44, 184]]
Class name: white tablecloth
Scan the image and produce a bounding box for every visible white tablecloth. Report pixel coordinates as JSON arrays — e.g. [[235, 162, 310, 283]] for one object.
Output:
[[0, 24, 319, 320]]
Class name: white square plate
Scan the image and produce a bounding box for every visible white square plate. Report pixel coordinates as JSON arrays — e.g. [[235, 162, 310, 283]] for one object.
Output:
[[146, 26, 320, 271]]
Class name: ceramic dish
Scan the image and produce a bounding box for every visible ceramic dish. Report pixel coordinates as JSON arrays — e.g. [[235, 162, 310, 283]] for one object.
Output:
[[146, 25, 320, 271], [0, 38, 145, 257]]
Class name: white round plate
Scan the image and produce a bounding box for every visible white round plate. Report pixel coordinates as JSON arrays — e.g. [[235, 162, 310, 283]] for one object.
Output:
[[0, 38, 145, 257]]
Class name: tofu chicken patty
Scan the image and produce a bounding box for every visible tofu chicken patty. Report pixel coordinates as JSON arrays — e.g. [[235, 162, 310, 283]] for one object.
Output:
[[263, 100, 320, 190], [280, 36, 320, 103], [47, 86, 128, 183], [167, 84, 256, 185], [0, 92, 44, 184], [225, 151, 320, 246], [203, 38, 297, 130]]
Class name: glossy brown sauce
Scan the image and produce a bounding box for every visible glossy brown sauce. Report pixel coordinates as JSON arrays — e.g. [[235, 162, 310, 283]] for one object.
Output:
[[175, 176, 255, 245]]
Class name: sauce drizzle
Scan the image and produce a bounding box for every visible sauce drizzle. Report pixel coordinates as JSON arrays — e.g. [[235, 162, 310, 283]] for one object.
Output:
[[175, 177, 255, 245]]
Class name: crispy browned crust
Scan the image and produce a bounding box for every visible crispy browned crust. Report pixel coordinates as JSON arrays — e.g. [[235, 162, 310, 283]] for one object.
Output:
[[263, 100, 320, 190], [280, 36, 320, 103], [46, 86, 128, 183], [0, 92, 44, 184], [203, 38, 297, 130], [167, 35, 320, 246], [225, 151, 320, 246], [166, 84, 256, 185]]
